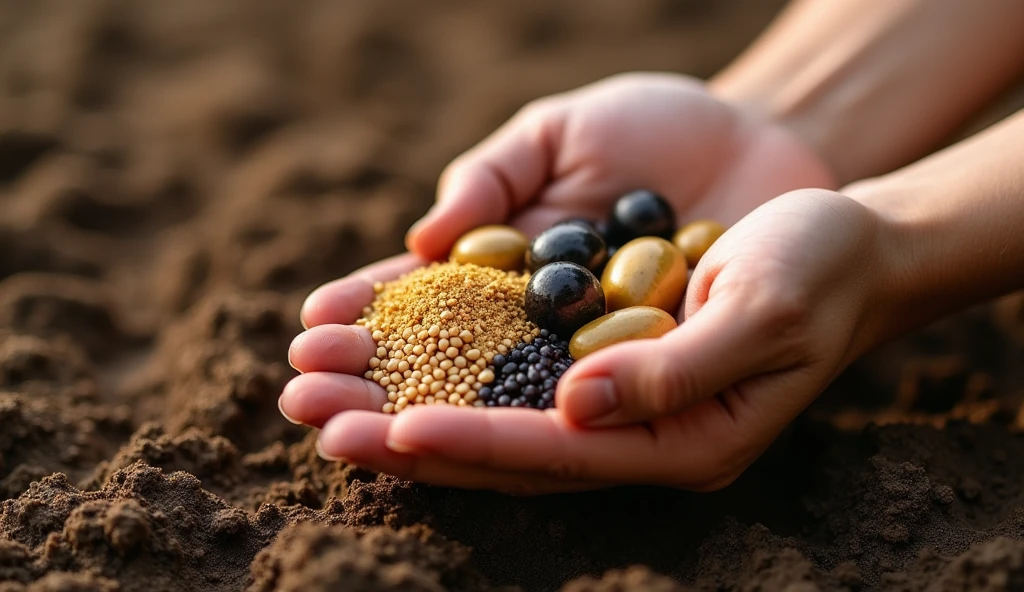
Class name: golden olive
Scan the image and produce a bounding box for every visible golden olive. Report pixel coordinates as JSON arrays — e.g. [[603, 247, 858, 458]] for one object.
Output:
[[450, 225, 529, 271], [600, 236, 688, 314], [673, 219, 726, 267], [569, 306, 677, 359]]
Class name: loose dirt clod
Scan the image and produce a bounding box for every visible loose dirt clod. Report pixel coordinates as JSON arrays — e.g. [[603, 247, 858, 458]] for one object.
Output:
[[357, 261, 539, 412]]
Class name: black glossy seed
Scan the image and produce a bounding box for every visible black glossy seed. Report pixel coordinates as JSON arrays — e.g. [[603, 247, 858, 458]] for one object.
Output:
[[606, 189, 675, 243], [527, 222, 608, 273], [492, 354, 505, 367], [511, 399, 522, 407], [543, 378, 556, 391], [493, 385, 505, 395], [540, 369, 552, 380], [527, 367, 540, 382], [515, 372, 529, 385], [527, 352, 540, 364], [479, 386, 493, 401], [542, 391, 554, 402], [540, 329, 550, 338], [524, 261, 605, 337], [498, 395, 511, 406], [523, 385, 539, 400], [523, 345, 537, 355], [501, 362, 517, 375], [510, 350, 522, 362], [539, 345, 553, 357]]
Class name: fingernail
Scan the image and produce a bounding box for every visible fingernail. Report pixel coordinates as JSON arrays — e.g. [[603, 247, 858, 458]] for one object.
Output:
[[278, 396, 302, 425], [567, 377, 618, 424], [315, 439, 346, 462]]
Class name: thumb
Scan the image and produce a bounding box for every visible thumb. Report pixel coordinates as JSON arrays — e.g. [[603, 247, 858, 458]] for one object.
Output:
[[406, 100, 566, 260], [556, 294, 786, 427]]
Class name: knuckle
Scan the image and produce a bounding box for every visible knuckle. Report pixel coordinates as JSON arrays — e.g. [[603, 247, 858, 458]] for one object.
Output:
[[544, 459, 585, 481], [635, 356, 697, 416], [754, 287, 810, 334]]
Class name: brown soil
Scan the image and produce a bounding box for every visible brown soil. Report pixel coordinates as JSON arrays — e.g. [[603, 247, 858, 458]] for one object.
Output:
[[2, 1, 1024, 590]]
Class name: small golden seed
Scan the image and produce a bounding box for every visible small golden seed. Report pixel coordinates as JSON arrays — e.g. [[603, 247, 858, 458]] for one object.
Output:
[[403, 344, 414, 355], [430, 382, 444, 394], [438, 338, 449, 350], [413, 344, 425, 355], [417, 330, 428, 341], [397, 396, 409, 406], [473, 400, 485, 408], [472, 382, 483, 391], [478, 370, 495, 383], [388, 392, 398, 403], [372, 330, 384, 341], [439, 330, 449, 339], [444, 383, 455, 394], [435, 398, 448, 405], [369, 357, 381, 367], [428, 325, 440, 337], [439, 360, 454, 370], [469, 364, 481, 374], [448, 394, 460, 404], [387, 384, 398, 393], [383, 402, 396, 413], [450, 337, 464, 349], [454, 356, 468, 369], [402, 370, 412, 378], [445, 347, 459, 358], [464, 391, 478, 403], [405, 387, 417, 398], [425, 396, 435, 404], [455, 383, 470, 395], [398, 361, 410, 372], [426, 343, 438, 354], [390, 372, 402, 384], [411, 370, 423, 380], [460, 330, 474, 343], [496, 345, 508, 354], [432, 368, 445, 380], [415, 395, 425, 404], [380, 376, 392, 387], [457, 399, 468, 406], [407, 378, 420, 387], [418, 384, 429, 396], [440, 310, 453, 320], [466, 349, 481, 361], [446, 298, 457, 307], [376, 347, 387, 358]]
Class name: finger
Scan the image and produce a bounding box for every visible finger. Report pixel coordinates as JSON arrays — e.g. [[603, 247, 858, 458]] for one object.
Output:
[[318, 411, 608, 494], [555, 295, 787, 427], [300, 252, 427, 329], [279, 372, 386, 428], [383, 404, 739, 486], [406, 100, 566, 260], [288, 324, 376, 374]]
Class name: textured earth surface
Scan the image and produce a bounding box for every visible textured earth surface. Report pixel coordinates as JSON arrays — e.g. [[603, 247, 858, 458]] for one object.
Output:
[[2, 1, 1024, 590]]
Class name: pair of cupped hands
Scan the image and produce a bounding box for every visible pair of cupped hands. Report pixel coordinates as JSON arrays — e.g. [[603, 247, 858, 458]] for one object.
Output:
[[280, 73, 890, 494]]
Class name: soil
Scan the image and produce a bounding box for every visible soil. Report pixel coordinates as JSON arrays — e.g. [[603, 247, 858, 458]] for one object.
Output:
[[2, 1, 1024, 590]]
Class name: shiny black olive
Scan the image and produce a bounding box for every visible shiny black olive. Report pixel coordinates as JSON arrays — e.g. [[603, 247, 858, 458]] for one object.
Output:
[[526, 223, 607, 273], [524, 261, 605, 336], [606, 189, 675, 243]]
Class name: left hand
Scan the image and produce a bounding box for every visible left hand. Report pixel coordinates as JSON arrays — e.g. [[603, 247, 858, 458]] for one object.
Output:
[[281, 190, 892, 494]]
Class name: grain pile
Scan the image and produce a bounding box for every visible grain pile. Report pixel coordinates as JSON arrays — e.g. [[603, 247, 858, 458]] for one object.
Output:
[[357, 261, 540, 413]]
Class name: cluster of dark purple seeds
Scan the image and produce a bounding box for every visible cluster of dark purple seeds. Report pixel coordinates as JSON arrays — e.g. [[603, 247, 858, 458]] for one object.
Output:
[[478, 329, 573, 409]]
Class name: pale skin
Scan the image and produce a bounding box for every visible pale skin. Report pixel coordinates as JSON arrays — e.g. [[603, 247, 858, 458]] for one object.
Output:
[[281, 0, 1024, 494]]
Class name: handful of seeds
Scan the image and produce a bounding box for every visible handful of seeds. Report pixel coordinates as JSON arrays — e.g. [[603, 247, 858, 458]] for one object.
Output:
[[358, 261, 573, 414]]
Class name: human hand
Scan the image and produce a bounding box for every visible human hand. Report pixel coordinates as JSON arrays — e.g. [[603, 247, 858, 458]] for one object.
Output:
[[283, 189, 893, 493], [404, 71, 836, 261]]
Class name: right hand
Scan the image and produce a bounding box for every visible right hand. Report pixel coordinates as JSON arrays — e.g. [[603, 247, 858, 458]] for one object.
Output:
[[404, 71, 837, 261]]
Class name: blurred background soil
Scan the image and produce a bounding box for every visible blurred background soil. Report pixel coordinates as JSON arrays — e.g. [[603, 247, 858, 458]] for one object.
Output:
[[1, 1, 1024, 590]]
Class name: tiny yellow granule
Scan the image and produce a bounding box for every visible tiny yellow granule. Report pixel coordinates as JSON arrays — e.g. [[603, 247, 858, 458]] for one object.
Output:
[[357, 261, 539, 413]]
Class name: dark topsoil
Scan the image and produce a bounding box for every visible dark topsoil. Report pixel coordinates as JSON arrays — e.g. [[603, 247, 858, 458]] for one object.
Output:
[[2, 1, 1024, 590]]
